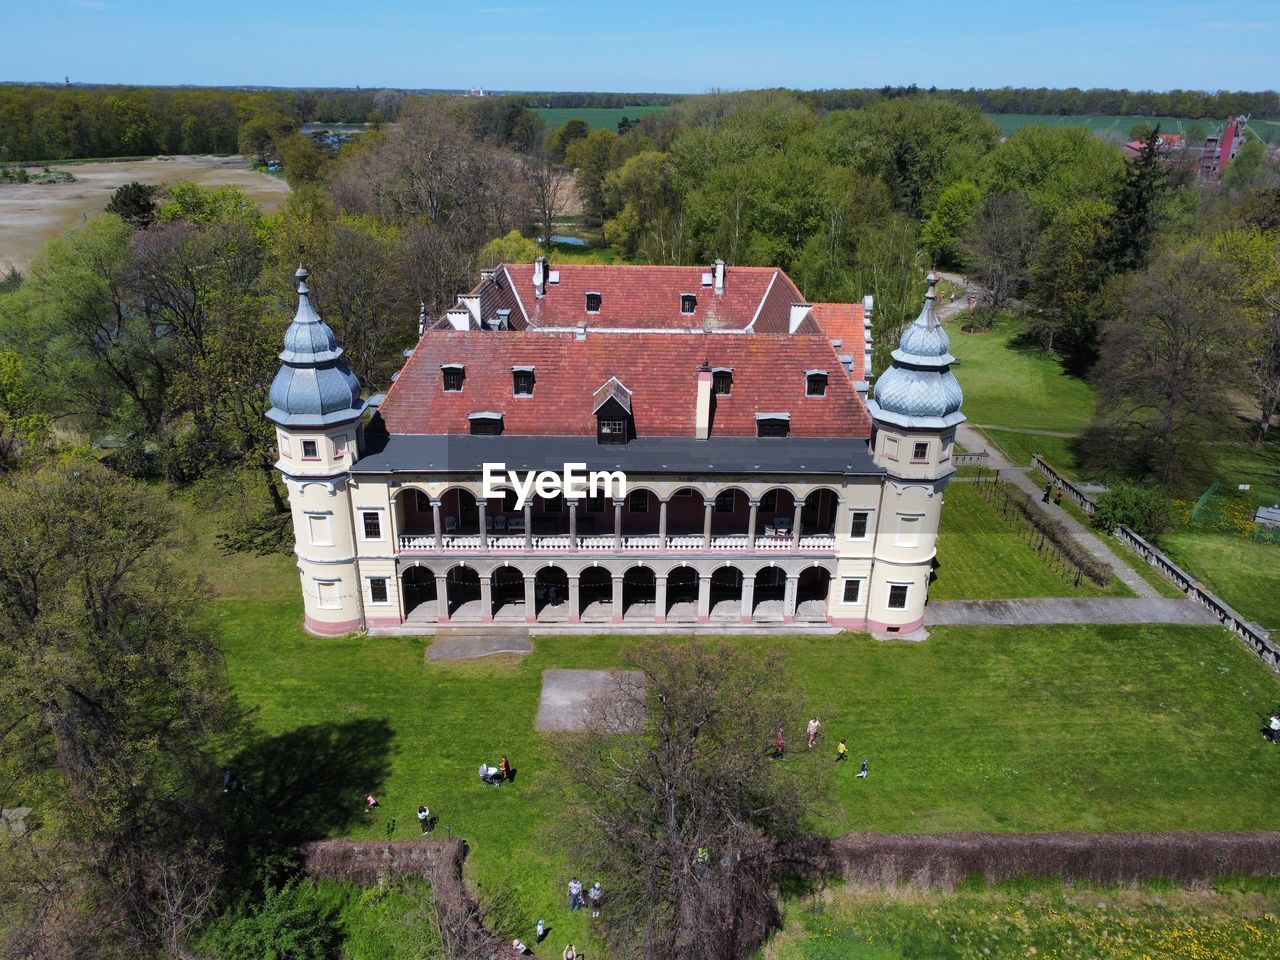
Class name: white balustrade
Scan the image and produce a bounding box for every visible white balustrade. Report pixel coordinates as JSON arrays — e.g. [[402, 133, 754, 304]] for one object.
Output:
[[397, 530, 836, 554]]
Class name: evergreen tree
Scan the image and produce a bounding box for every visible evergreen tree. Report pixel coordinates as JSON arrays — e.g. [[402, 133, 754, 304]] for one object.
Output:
[[1102, 127, 1167, 275]]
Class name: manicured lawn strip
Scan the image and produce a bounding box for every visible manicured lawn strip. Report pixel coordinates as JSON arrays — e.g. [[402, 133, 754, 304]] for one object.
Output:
[[535, 106, 670, 131], [981, 429, 1079, 476], [933, 483, 1125, 599], [946, 319, 1095, 433], [764, 883, 1280, 960], [1162, 532, 1280, 630]]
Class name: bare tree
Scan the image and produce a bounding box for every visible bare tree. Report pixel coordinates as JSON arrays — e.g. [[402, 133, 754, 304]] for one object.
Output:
[[1246, 289, 1280, 444], [961, 190, 1037, 314], [555, 640, 818, 960], [524, 146, 573, 252]]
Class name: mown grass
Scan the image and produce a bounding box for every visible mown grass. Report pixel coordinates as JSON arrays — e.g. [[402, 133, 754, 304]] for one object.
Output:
[[1163, 532, 1280, 630], [764, 881, 1280, 960], [932, 483, 1126, 598], [982, 428, 1079, 475], [535, 106, 670, 132]]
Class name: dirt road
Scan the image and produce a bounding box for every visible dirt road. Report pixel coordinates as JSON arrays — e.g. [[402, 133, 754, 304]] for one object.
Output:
[[0, 155, 291, 271]]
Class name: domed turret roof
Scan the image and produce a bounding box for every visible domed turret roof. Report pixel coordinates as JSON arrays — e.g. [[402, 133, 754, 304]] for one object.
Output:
[[866, 274, 965, 429], [266, 267, 366, 428]]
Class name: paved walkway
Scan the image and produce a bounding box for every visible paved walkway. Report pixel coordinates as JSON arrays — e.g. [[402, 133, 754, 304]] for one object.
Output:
[[926, 597, 1217, 627], [426, 627, 533, 661]]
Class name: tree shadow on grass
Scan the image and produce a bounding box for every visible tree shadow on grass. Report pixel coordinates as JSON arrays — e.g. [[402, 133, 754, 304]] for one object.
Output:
[[222, 718, 395, 891]]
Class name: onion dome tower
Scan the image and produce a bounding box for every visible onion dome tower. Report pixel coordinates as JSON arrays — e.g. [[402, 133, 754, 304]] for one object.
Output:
[[862, 273, 965, 635], [268, 267, 369, 636]]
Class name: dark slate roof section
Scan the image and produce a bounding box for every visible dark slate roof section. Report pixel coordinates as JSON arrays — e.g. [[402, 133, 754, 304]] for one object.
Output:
[[351, 434, 883, 477]]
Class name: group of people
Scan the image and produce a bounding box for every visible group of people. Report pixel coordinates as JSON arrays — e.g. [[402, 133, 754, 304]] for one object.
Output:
[[479, 754, 514, 787], [1042, 481, 1064, 506], [568, 877, 603, 917], [772, 718, 868, 778]]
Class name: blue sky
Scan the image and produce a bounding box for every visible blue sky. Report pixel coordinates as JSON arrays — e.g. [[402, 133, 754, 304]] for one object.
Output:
[[5, 0, 1275, 92]]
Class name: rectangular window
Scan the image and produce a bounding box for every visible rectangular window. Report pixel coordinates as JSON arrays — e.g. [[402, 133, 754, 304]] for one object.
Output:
[[415, 490, 431, 513], [334, 434, 349, 459], [760, 490, 778, 512], [849, 511, 869, 539], [884, 436, 899, 461], [806, 373, 827, 397], [894, 514, 922, 548], [306, 514, 332, 546], [757, 418, 789, 438], [369, 578, 389, 604], [842, 579, 862, 604], [280, 436, 291, 458], [443, 367, 464, 391], [362, 511, 382, 539], [470, 418, 503, 436], [712, 370, 732, 395], [301, 439, 319, 459], [888, 584, 909, 610], [912, 441, 929, 462], [681, 293, 697, 314], [585, 292, 602, 313], [628, 490, 649, 513], [317, 580, 340, 609], [513, 370, 534, 395], [598, 417, 627, 442], [715, 490, 736, 513]]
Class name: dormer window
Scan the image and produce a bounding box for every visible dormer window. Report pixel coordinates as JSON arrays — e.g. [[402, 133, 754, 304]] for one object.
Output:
[[442, 364, 464, 392], [805, 370, 828, 397], [593, 376, 633, 444], [512, 366, 534, 396], [756, 413, 790, 438], [712, 368, 733, 396], [468, 412, 503, 436], [585, 292, 602, 313], [681, 293, 697, 314]]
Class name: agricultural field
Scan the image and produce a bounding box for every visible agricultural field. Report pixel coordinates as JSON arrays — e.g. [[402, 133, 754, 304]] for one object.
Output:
[[0, 154, 290, 270], [535, 105, 669, 132], [985, 112, 1280, 144]]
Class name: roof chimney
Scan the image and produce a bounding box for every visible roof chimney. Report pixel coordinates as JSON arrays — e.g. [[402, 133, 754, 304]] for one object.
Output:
[[459, 293, 481, 325], [789, 302, 812, 334], [533, 256, 547, 299], [417, 302, 426, 337], [713, 258, 725, 295], [695, 360, 713, 440], [446, 307, 471, 331]]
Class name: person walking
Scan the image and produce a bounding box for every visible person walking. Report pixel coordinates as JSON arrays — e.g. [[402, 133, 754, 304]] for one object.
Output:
[[773, 726, 784, 759], [1042, 482, 1052, 503], [500, 754, 511, 781], [567, 877, 583, 911], [835, 738, 848, 762], [1054, 485, 1063, 506], [364, 793, 379, 813], [588, 881, 603, 918], [806, 717, 821, 749], [417, 805, 431, 833]]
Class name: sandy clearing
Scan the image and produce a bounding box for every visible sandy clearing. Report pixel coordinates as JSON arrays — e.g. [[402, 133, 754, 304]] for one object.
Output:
[[0, 155, 292, 272]]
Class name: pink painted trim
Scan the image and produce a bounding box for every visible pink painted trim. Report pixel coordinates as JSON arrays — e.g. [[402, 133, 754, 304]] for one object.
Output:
[[783, 615, 796, 624], [866, 614, 925, 634], [304, 614, 361, 636], [366, 616, 404, 628], [654, 615, 666, 624], [611, 615, 623, 624], [697, 615, 710, 624]]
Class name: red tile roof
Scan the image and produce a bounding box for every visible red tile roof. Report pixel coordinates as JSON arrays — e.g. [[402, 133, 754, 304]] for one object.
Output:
[[809, 302, 866, 382], [471, 263, 819, 333], [377, 329, 871, 439]]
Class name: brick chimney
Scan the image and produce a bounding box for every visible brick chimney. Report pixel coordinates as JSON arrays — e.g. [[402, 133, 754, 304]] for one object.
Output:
[[713, 259, 725, 295], [533, 256, 547, 299], [695, 360, 713, 440]]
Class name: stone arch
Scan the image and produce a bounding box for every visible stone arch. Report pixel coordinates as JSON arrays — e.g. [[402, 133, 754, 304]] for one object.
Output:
[[801, 487, 840, 536], [491, 564, 524, 619], [665, 487, 706, 538], [534, 564, 569, 619], [707, 486, 752, 536], [444, 563, 481, 618], [579, 564, 613, 621], [400, 564, 437, 616], [665, 564, 699, 621], [796, 565, 832, 621], [752, 563, 787, 616], [709, 564, 744, 620], [621, 564, 656, 618], [756, 486, 798, 539], [619, 485, 663, 536]]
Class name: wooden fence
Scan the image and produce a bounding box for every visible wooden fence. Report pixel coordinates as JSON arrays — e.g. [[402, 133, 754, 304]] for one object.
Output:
[[1030, 455, 1278, 672]]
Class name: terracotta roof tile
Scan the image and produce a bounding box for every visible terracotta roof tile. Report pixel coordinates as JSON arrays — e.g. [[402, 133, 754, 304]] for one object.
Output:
[[810, 302, 866, 381]]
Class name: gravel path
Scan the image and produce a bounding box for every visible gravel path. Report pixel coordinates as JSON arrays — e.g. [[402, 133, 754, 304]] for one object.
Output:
[[926, 597, 1217, 627]]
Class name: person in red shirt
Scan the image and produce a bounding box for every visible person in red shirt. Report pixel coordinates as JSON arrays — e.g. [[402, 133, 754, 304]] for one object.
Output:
[[773, 727, 784, 759]]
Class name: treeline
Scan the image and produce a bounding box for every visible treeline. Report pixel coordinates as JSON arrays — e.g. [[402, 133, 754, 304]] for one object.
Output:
[[800, 85, 1280, 120], [0, 84, 406, 162]]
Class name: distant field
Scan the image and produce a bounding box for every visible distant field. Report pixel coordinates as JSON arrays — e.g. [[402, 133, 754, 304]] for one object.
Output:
[[535, 105, 669, 131], [986, 112, 1280, 144]]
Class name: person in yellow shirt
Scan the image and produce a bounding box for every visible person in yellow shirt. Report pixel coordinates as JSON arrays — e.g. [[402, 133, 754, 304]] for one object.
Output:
[[835, 738, 848, 763]]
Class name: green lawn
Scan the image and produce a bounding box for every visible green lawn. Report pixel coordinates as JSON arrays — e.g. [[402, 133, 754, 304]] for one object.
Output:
[[981, 428, 1079, 475], [1163, 532, 1280, 631], [765, 881, 1280, 960], [933, 482, 1125, 598], [947, 318, 1095, 433], [536, 106, 670, 132], [984, 112, 1280, 146]]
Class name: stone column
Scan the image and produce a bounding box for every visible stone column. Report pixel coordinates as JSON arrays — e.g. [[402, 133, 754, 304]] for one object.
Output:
[[611, 573, 624, 624], [477, 500, 488, 550], [432, 500, 443, 551], [654, 575, 667, 624], [740, 574, 755, 624], [523, 503, 533, 551], [747, 500, 760, 550], [783, 573, 798, 624], [568, 574, 580, 624], [479, 573, 492, 622], [703, 501, 714, 550], [523, 574, 536, 624], [791, 501, 804, 551], [434, 574, 449, 623], [613, 500, 624, 551], [697, 573, 711, 623], [658, 499, 669, 550], [569, 500, 578, 551]]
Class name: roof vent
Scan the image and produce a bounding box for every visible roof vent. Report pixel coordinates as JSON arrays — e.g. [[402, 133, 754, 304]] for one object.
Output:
[[548, 270, 560, 284], [701, 272, 714, 287]]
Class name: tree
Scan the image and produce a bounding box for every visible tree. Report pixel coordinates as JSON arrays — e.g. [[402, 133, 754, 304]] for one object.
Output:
[[1030, 197, 1114, 365], [478, 230, 539, 267], [278, 132, 328, 186], [1222, 136, 1271, 191], [548, 118, 590, 160], [523, 145, 573, 250], [1092, 482, 1177, 544], [105, 181, 158, 228], [1090, 245, 1247, 484], [565, 128, 625, 225], [961, 190, 1037, 315], [555, 641, 817, 960], [602, 150, 684, 260], [980, 125, 1124, 220], [0, 459, 238, 957], [0, 349, 46, 471], [922, 180, 981, 265], [1101, 127, 1167, 275], [852, 214, 927, 374]]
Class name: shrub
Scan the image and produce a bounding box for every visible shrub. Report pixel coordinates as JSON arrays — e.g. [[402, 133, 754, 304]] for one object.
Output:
[[200, 879, 342, 960], [1093, 482, 1176, 544]]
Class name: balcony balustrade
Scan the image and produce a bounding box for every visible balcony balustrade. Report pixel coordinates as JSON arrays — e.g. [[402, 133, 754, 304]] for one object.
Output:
[[396, 531, 836, 554]]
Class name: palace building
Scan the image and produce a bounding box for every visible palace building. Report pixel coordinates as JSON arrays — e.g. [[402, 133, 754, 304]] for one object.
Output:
[[267, 259, 965, 636]]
